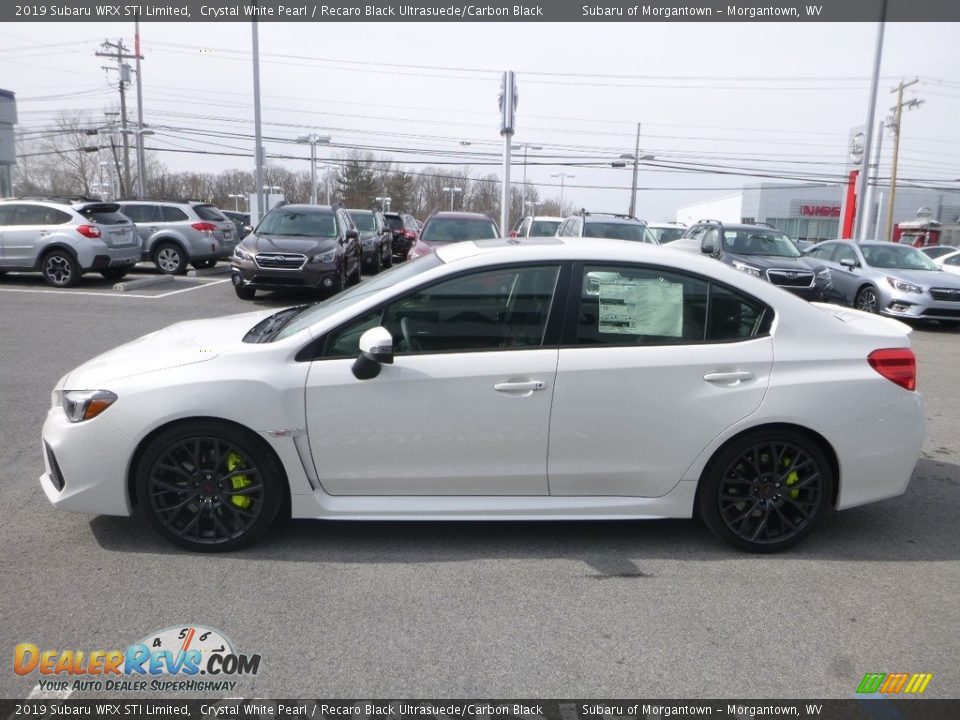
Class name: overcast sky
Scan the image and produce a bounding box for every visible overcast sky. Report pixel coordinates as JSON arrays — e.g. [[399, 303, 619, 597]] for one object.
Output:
[[4, 21, 960, 219]]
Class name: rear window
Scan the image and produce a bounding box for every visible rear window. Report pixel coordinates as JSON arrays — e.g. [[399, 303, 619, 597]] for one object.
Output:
[[421, 218, 498, 242], [194, 205, 227, 222], [583, 222, 655, 243], [77, 205, 130, 225], [349, 212, 377, 232], [384, 215, 404, 230], [530, 220, 560, 236]]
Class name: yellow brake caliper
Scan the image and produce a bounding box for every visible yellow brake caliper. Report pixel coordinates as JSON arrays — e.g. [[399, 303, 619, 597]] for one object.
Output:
[[226, 451, 253, 509], [783, 456, 800, 499]]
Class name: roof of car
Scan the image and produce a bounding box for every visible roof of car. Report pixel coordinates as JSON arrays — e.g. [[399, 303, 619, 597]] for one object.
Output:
[[579, 214, 644, 224], [268, 203, 335, 213], [426, 211, 495, 221]]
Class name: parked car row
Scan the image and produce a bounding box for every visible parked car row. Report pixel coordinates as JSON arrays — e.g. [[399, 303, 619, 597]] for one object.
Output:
[[0, 196, 240, 287]]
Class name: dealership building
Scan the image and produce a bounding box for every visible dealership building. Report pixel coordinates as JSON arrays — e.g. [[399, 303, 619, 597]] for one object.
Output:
[[676, 182, 960, 243], [0, 89, 15, 197]]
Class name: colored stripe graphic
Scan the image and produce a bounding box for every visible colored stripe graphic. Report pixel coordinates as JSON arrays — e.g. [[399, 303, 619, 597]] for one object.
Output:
[[856, 672, 933, 694]]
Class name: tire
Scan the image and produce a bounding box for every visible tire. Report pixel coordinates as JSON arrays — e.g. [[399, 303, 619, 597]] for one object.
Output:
[[41, 249, 80, 288], [331, 262, 347, 294], [697, 428, 833, 553], [99, 268, 129, 281], [371, 248, 383, 274], [855, 286, 879, 314], [383, 245, 394, 268], [234, 284, 256, 300], [153, 242, 187, 275], [192, 259, 217, 270], [135, 420, 285, 552]]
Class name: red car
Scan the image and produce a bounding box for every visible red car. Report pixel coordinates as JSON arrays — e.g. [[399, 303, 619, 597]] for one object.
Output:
[[408, 211, 500, 259]]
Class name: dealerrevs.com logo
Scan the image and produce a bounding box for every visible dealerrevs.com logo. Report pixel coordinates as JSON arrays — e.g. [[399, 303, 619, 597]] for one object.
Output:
[[13, 625, 260, 693]]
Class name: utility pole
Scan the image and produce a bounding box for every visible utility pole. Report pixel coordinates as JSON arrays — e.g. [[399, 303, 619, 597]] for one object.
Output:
[[96, 39, 136, 198], [629, 122, 641, 217], [885, 78, 923, 242]]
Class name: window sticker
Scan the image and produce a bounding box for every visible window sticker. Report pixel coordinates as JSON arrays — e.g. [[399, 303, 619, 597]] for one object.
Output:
[[598, 279, 684, 337]]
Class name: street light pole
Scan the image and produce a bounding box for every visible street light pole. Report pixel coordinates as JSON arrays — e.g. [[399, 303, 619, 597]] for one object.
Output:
[[629, 122, 640, 217], [550, 172, 574, 206], [442, 186, 463, 210], [296, 134, 331, 205]]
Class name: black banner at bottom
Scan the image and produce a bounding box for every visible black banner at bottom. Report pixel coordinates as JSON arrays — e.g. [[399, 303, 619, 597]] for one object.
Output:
[[1, 700, 959, 720]]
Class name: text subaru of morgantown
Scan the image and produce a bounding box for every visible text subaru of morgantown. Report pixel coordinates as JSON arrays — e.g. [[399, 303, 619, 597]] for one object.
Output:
[[40, 239, 924, 553]]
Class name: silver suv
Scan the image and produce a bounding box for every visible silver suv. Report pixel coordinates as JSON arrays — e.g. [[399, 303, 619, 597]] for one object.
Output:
[[556, 211, 659, 244], [0, 198, 141, 287], [117, 199, 237, 274]]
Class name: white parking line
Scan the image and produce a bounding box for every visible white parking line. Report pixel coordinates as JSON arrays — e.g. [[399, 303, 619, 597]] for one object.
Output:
[[0, 279, 228, 299]]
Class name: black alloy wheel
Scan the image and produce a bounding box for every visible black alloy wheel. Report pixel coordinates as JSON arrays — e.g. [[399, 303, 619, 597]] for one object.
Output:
[[855, 286, 880, 314], [137, 421, 284, 552], [235, 284, 256, 300], [383, 243, 394, 268], [698, 429, 832, 552], [349, 252, 362, 285]]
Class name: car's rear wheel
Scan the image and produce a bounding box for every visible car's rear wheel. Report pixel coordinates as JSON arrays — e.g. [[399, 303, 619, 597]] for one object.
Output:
[[136, 420, 285, 552], [99, 268, 129, 281], [234, 284, 255, 300], [855, 286, 879, 313], [154, 243, 187, 275], [349, 254, 362, 285], [192, 259, 217, 270], [41, 250, 80, 288], [698, 429, 833, 553]]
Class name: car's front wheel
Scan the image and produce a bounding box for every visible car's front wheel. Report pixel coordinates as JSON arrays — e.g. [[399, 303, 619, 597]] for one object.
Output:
[[234, 284, 255, 300], [154, 243, 187, 275], [41, 249, 81, 288], [698, 429, 833, 553], [855, 286, 879, 314], [136, 420, 285, 552]]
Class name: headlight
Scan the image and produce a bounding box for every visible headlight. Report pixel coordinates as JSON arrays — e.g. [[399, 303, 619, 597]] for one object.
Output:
[[886, 277, 923, 294], [233, 246, 253, 261], [56, 390, 118, 423], [732, 261, 762, 278], [362, 237, 376, 247], [815, 268, 832, 282], [310, 249, 337, 264]]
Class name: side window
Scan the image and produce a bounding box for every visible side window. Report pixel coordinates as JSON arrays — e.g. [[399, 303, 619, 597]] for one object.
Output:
[[834, 243, 858, 265], [806, 244, 835, 261], [43, 208, 71, 225], [162, 206, 189, 222], [574, 265, 768, 347], [944, 254, 960, 267], [702, 227, 720, 250], [0, 205, 14, 225], [13, 205, 51, 226], [383, 265, 561, 355], [122, 204, 159, 223], [323, 308, 383, 358]]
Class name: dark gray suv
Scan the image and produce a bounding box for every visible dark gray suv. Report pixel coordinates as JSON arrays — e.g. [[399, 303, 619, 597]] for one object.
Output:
[[117, 199, 237, 274], [0, 198, 140, 287]]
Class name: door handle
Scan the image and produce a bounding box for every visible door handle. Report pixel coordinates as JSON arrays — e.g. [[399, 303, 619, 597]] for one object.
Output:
[[494, 380, 546, 393], [703, 371, 754, 384]]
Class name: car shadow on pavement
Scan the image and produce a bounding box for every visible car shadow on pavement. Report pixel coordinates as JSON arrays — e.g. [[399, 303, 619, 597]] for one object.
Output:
[[88, 458, 958, 569]]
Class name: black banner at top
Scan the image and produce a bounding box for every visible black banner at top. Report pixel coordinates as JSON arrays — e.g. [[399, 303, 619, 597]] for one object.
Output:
[[4, 0, 960, 23]]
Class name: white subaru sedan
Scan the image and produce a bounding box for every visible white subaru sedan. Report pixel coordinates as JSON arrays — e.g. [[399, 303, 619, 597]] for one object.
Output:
[[40, 238, 924, 553]]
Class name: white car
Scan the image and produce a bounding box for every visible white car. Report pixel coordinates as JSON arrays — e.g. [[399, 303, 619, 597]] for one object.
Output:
[[934, 249, 960, 277], [41, 239, 925, 553]]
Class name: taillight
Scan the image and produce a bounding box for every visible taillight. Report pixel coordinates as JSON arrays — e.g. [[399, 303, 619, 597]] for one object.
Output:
[[192, 222, 217, 233], [867, 348, 916, 391], [75, 224, 101, 239], [403, 230, 417, 239]]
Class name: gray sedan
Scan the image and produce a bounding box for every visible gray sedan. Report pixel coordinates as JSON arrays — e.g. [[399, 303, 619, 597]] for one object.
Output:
[[805, 239, 960, 324]]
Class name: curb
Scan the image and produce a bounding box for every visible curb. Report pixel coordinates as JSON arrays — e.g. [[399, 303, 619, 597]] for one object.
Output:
[[113, 275, 177, 292], [187, 265, 233, 278]]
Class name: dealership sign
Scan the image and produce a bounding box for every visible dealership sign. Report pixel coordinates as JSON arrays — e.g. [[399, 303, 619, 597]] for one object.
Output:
[[790, 201, 842, 218]]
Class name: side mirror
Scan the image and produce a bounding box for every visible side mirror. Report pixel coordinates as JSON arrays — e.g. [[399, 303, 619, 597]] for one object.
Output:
[[346, 229, 359, 241], [840, 258, 858, 269], [352, 326, 394, 380], [701, 239, 716, 254]]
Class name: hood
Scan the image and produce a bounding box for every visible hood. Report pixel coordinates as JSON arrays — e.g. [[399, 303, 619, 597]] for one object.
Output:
[[880, 268, 960, 289], [250, 234, 337, 254], [63, 310, 275, 388], [726, 253, 813, 271]]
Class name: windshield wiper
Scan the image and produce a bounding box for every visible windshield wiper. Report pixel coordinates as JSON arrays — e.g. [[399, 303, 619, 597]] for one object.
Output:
[[243, 305, 310, 343]]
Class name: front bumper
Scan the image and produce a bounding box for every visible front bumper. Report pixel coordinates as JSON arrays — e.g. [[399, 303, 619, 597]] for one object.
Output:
[[40, 407, 135, 516], [877, 289, 960, 322], [231, 256, 339, 290]]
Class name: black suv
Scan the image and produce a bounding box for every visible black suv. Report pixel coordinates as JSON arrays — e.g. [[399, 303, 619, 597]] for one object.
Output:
[[383, 212, 420, 261], [346, 208, 393, 274], [230, 204, 362, 300], [673, 221, 830, 300]]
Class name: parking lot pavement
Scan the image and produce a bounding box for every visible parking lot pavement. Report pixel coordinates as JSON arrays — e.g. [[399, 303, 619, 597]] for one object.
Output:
[[0, 282, 957, 699]]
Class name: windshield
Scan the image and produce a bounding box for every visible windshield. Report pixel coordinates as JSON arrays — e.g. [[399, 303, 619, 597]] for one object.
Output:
[[862, 244, 940, 270], [649, 227, 685, 244], [272, 253, 445, 340], [421, 217, 498, 242], [530, 220, 561, 236], [384, 215, 404, 230], [723, 230, 800, 258], [256, 209, 337, 238], [349, 212, 376, 232], [583, 222, 656, 243]]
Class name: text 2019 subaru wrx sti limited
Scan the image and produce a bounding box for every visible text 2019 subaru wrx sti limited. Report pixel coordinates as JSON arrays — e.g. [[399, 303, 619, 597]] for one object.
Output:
[[41, 238, 924, 552]]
